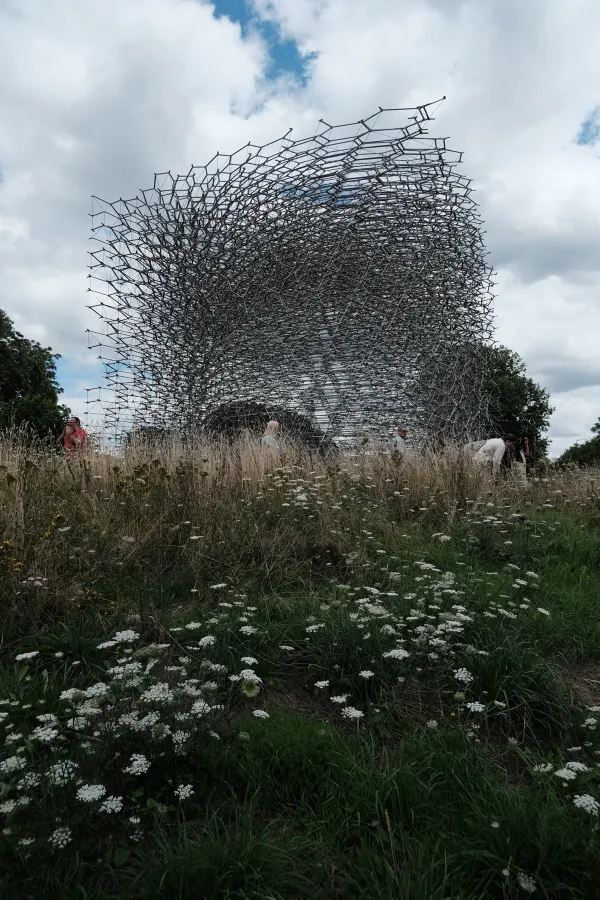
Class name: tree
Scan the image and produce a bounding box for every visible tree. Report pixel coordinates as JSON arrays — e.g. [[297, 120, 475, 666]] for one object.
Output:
[[480, 345, 553, 461], [0, 309, 69, 438], [556, 418, 600, 466]]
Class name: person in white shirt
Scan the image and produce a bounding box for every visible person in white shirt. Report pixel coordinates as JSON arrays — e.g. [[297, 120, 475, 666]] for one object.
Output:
[[391, 425, 409, 458], [261, 420, 281, 453], [465, 434, 518, 475]]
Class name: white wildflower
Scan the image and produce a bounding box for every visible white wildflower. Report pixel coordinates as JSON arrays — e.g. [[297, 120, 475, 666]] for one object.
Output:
[[210, 583, 227, 589], [174, 784, 194, 800], [140, 683, 173, 703], [554, 768, 577, 781], [240, 657, 258, 666], [573, 794, 600, 816], [15, 651, 39, 662], [330, 694, 349, 704], [465, 702, 486, 713], [0, 800, 17, 814], [359, 670, 375, 679], [516, 872, 537, 893], [48, 826, 72, 849], [191, 700, 213, 716], [113, 630, 139, 643], [0, 755, 26, 774], [252, 710, 270, 719], [123, 754, 151, 775], [382, 648, 410, 661], [99, 795, 123, 814], [198, 635, 217, 647], [341, 706, 364, 720], [453, 668, 474, 685], [239, 626, 258, 635], [76, 784, 106, 802], [536, 608, 550, 616], [565, 761, 590, 772], [314, 680, 330, 689], [532, 763, 553, 774]]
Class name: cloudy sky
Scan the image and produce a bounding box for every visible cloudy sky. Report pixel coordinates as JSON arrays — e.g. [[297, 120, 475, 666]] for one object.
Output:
[[1, 0, 599, 454]]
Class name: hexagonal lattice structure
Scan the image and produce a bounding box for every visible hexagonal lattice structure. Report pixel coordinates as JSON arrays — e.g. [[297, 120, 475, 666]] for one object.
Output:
[[87, 101, 494, 445]]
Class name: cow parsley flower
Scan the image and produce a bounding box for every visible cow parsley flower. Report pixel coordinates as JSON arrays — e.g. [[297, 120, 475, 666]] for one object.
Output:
[[198, 635, 216, 647], [30, 725, 59, 743], [314, 680, 330, 689], [49, 827, 72, 849], [15, 651, 39, 662], [76, 784, 106, 803], [341, 706, 364, 720], [573, 794, 600, 816], [516, 871, 537, 893], [239, 625, 258, 635], [174, 784, 194, 800], [252, 710, 270, 719], [565, 761, 590, 772], [191, 700, 212, 716], [100, 795, 123, 814], [465, 702, 486, 713], [0, 755, 26, 774], [113, 630, 139, 643], [383, 648, 410, 661], [359, 670, 375, 679], [140, 683, 173, 704], [330, 694, 349, 704], [453, 668, 473, 685], [554, 768, 577, 781], [123, 754, 151, 775], [532, 763, 553, 774], [46, 760, 78, 785], [0, 800, 17, 815]]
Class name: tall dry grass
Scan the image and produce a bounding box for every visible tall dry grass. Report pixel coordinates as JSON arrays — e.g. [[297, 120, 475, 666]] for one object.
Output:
[[1, 428, 598, 632]]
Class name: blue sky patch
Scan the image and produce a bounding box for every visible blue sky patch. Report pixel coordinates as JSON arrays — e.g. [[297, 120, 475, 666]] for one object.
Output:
[[576, 107, 600, 145], [212, 0, 311, 82]]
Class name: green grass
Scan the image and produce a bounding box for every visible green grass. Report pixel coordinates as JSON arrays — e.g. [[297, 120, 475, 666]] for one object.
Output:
[[1, 451, 600, 898]]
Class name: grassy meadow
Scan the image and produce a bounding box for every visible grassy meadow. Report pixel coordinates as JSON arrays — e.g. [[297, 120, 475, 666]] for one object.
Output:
[[1, 433, 600, 899]]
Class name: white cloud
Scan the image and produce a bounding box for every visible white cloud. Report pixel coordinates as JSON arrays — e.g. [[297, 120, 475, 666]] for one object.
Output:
[[1, 0, 599, 454]]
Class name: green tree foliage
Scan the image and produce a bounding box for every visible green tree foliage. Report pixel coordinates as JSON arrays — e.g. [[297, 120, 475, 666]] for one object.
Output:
[[0, 309, 69, 438], [481, 344, 553, 461], [556, 418, 600, 466]]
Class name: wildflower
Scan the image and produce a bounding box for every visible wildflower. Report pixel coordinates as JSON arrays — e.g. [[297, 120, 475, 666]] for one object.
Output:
[[465, 702, 486, 713], [516, 872, 537, 893], [123, 754, 151, 775], [536, 608, 550, 616], [76, 784, 106, 803], [330, 695, 349, 704], [210, 583, 227, 590], [174, 784, 194, 800], [279, 645, 295, 651], [239, 626, 258, 635], [565, 761, 590, 772], [96, 640, 117, 650], [341, 706, 364, 720], [532, 763, 553, 774], [198, 635, 216, 647], [46, 761, 78, 785], [252, 710, 270, 719], [491, 820, 500, 829], [453, 668, 474, 685], [100, 796, 124, 814], [314, 680, 330, 689], [554, 768, 577, 781], [15, 651, 39, 662], [359, 670, 375, 679], [30, 725, 59, 743], [426, 720, 438, 729], [241, 656, 258, 666], [18, 838, 35, 847], [0, 755, 26, 774], [191, 700, 212, 716], [382, 648, 410, 661], [49, 827, 72, 849], [140, 683, 174, 703], [573, 794, 600, 816], [17, 772, 41, 791], [113, 630, 140, 643], [583, 717, 598, 729], [0, 800, 17, 814], [306, 624, 325, 633]]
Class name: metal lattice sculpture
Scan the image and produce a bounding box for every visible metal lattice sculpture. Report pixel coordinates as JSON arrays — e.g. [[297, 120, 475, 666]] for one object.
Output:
[[87, 100, 494, 445]]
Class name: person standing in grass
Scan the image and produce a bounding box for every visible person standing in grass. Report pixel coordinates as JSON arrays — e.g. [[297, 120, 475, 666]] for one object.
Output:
[[261, 420, 281, 454], [60, 416, 87, 454], [391, 425, 409, 459], [464, 434, 518, 475]]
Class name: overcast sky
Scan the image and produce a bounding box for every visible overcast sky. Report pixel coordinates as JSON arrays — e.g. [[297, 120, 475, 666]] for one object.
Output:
[[1, 0, 599, 454]]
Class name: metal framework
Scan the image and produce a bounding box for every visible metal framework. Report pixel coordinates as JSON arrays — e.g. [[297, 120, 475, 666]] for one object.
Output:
[[87, 100, 494, 444]]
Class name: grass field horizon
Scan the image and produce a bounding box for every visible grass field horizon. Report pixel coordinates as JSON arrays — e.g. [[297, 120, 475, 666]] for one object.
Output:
[[1, 435, 599, 898]]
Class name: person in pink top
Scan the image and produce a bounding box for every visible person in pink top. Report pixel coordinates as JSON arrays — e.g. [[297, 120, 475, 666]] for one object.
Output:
[[60, 416, 87, 453]]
